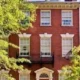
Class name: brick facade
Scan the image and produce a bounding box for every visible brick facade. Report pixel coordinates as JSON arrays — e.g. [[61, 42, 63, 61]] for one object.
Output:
[[9, 2, 79, 80]]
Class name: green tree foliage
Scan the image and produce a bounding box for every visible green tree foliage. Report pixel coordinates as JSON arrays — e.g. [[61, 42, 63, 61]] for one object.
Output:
[[0, 0, 36, 80], [62, 46, 80, 80]]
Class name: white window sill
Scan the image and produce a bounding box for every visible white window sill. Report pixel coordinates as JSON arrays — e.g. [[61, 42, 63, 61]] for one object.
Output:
[[61, 24, 73, 27], [19, 55, 30, 57], [41, 55, 52, 57], [40, 24, 51, 26]]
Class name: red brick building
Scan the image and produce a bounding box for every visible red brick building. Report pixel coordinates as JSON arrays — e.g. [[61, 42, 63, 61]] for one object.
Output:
[[9, 0, 80, 80]]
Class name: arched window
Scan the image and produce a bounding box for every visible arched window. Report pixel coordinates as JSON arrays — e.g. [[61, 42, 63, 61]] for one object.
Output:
[[40, 73, 49, 78]]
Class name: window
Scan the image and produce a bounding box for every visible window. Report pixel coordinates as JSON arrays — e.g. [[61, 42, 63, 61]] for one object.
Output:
[[19, 38, 30, 56], [62, 38, 73, 57], [0, 70, 9, 80], [58, 70, 66, 80], [62, 10, 73, 26], [0, 75, 7, 80], [19, 69, 31, 80], [18, 33, 31, 57], [26, 11, 30, 17], [20, 11, 30, 27], [61, 33, 74, 57], [40, 10, 51, 26], [39, 33, 52, 57], [41, 38, 51, 57], [58, 70, 71, 80], [20, 75, 27, 80]]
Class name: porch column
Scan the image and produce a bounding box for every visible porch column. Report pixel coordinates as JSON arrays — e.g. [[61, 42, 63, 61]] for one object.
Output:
[[49, 73, 53, 80], [36, 74, 39, 80]]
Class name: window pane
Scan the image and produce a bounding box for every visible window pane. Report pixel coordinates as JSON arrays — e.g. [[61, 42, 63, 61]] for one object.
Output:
[[20, 75, 27, 80], [41, 38, 51, 56], [19, 38, 30, 56], [41, 10, 51, 26], [62, 10, 73, 26], [62, 38, 73, 57]]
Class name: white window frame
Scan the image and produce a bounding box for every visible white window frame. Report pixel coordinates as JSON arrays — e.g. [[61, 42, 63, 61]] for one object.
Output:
[[40, 10, 51, 26], [61, 10, 73, 26], [39, 33, 52, 57], [0, 70, 9, 80], [26, 11, 30, 17], [61, 33, 74, 57], [58, 70, 71, 80], [19, 69, 31, 80], [18, 33, 31, 57]]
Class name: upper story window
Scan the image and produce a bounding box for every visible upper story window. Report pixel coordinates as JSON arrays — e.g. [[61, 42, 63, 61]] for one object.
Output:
[[61, 10, 73, 26], [18, 33, 31, 57], [61, 33, 74, 57], [39, 33, 52, 57], [40, 10, 51, 26], [20, 11, 30, 27], [26, 11, 30, 17]]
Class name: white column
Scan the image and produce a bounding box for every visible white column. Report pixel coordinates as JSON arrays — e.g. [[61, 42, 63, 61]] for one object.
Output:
[[49, 74, 53, 80], [36, 74, 39, 80], [79, 7, 80, 44]]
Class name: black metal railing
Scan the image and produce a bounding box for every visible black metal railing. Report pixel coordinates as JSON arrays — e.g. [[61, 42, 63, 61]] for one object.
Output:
[[16, 53, 54, 65]]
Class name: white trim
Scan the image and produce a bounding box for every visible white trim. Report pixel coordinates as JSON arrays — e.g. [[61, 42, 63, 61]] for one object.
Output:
[[39, 33, 52, 57], [18, 33, 31, 57], [35, 67, 53, 80], [18, 69, 31, 74], [35, 67, 54, 73], [18, 33, 31, 38], [39, 33, 52, 38], [40, 10, 51, 26], [60, 33, 74, 38], [61, 33, 74, 57], [58, 70, 61, 73]]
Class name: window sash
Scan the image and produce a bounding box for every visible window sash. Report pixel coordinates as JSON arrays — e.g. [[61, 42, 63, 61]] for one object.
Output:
[[62, 10, 73, 26], [19, 38, 30, 56], [20, 75, 27, 80], [40, 10, 51, 26], [40, 38, 51, 57], [62, 38, 73, 57], [26, 11, 30, 17]]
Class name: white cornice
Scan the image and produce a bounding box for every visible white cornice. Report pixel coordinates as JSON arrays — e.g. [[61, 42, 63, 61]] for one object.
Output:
[[61, 33, 74, 38], [18, 69, 31, 74], [35, 67, 54, 73], [18, 33, 31, 38], [39, 33, 52, 38]]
